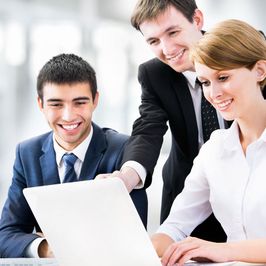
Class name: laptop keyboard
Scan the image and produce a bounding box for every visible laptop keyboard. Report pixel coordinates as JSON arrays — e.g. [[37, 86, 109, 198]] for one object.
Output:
[[0, 264, 58, 266], [0, 258, 58, 266]]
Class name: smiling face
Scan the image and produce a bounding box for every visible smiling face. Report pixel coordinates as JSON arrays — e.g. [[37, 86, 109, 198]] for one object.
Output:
[[38, 82, 98, 151], [139, 5, 203, 72], [195, 61, 265, 121]]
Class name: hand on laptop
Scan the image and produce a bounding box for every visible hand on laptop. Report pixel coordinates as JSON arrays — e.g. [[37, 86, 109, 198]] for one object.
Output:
[[37, 232, 55, 258], [95, 166, 141, 192], [160, 236, 229, 266]]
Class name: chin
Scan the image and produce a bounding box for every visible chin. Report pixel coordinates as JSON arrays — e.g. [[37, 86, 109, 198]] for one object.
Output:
[[221, 114, 235, 122], [173, 62, 192, 73]]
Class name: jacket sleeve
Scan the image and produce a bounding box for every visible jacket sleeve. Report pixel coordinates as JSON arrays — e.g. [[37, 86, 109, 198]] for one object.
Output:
[[122, 62, 169, 188], [0, 144, 40, 257], [97, 129, 129, 173]]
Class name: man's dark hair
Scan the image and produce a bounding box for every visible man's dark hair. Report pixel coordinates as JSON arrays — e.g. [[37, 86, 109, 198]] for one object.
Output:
[[37, 53, 97, 101], [131, 0, 198, 31]]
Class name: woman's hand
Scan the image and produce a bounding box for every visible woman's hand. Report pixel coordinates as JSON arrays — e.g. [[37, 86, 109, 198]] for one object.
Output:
[[161, 237, 231, 266]]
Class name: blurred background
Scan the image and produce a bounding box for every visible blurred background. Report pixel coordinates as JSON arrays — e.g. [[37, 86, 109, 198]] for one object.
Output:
[[0, 0, 265, 234]]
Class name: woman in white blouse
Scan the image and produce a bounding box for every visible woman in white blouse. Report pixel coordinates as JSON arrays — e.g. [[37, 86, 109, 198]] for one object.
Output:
[[151, 19, 266, 265]]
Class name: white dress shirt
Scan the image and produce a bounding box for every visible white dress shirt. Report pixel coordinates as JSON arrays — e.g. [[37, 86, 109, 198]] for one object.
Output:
[[157, 121, 266, 242], [26, 128, 93, 257]]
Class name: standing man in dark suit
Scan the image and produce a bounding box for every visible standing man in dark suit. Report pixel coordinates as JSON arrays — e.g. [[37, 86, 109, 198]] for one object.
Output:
[[0, 53, 147, 258], [97, 0, 228, 242]]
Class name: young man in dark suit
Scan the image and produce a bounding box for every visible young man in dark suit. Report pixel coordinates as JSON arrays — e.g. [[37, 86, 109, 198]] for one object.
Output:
[[0, 54, 147, 258], [97, 0, 228, 242]]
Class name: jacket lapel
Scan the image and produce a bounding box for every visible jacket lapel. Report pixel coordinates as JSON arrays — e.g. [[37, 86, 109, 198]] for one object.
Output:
[[40, 133, 61, 185], [171, 72, 199, 160], [79, 123, 106, 181]]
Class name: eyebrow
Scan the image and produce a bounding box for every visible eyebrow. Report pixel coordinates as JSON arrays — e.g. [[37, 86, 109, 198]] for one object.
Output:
[[73, 97, 91, 101], [46, 97, 91, 102], [46, 99, 63, 102]]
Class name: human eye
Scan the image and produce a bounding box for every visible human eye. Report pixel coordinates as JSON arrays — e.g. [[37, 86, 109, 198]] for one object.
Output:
[[169, 30, 179, 37], [48, 102, 62, 107], [147, 38, 159, 46], [75, 100, 88, 106], [218, 75, 228, 82], [199, 80, 210, 87]]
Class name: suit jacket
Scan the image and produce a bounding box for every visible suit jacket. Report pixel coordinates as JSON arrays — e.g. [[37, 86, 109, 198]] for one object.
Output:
[[0, 122, 147, 258], [122, 58, 227, 242]]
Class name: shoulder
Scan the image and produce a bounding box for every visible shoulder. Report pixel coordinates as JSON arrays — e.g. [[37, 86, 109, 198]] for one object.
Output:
[[200, 127, 234, 157], [93, 123, 128, 147], [140, 58, 174, 75], [102, 127, 129, 146], [17, 131, 52, 152], [139, 58, 185, 85]]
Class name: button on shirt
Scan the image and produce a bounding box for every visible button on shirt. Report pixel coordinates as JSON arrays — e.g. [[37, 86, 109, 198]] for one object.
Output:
[[157, 121, 266, 242]]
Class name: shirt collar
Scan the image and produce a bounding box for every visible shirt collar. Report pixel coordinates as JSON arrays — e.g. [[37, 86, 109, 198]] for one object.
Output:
[[223, 121, 241, 151], [261, 127, 266, 142], [183, 71, 198, 89], [53, 126, 94, 167], [224, 121, 266, 150]]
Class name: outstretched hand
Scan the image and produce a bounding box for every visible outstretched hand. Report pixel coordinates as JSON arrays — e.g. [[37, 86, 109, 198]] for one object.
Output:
[[95, 166, 141, 192]]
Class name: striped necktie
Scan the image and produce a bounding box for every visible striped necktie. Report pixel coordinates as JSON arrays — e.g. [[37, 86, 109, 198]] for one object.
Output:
[[62, 153, 78, 183]]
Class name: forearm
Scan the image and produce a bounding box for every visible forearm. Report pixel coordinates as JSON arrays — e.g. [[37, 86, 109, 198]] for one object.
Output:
[[151, 233, 175, 258], [0, 229, 39, 257], [228, 239, 266, 263]]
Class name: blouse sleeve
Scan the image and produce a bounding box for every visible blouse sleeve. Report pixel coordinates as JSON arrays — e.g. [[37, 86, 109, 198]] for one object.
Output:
[[156, 143, 212, 242]]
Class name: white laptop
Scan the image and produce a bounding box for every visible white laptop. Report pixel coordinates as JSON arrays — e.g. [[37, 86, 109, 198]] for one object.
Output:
[[23, 178, 161, 266]]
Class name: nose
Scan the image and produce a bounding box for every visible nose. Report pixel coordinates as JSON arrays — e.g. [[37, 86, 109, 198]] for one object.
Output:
[[62, 105, 75, 121], [161, 39, 175, 56], [208, 82, 223, 100]]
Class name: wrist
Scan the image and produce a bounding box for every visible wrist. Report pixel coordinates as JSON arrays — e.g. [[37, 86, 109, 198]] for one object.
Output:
[[120, 166, 141, 192]]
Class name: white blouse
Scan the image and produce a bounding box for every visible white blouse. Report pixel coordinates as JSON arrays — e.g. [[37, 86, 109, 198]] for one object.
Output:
[[157, 121, 266, 242]]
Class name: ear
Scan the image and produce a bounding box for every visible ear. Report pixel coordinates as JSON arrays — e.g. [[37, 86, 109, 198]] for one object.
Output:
[[193, 9, 204, 30], [37, 96, 44, 111], [93, 92, 99, 110], [255, 60, 266, 83]]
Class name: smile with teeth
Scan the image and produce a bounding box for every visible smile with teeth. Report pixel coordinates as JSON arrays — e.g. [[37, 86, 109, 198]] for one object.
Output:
[[61, 123, 80, 131], [216, 99, 233, 110], [167, 49, 185, 61]]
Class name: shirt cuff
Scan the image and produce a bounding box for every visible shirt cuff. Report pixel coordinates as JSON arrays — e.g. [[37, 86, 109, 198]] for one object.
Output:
[[25, 237, 45, 258], [122, 161, 147, 189]]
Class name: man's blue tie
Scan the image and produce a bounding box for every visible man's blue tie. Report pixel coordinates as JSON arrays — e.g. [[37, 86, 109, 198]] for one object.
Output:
[[62, 153, 78, 183]]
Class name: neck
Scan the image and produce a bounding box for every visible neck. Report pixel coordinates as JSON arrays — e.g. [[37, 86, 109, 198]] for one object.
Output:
[[238, 99, 266, 153]]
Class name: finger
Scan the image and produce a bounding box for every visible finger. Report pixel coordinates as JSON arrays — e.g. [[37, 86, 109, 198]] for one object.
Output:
[[163, 241, 199, 266], [161, 243, 180, 266], [95, 173, 110, 179], [36, 232, 44, 237], [108, 170, 122, 178], [170, 245, 198, 265], [178, 248, 203, 265]]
